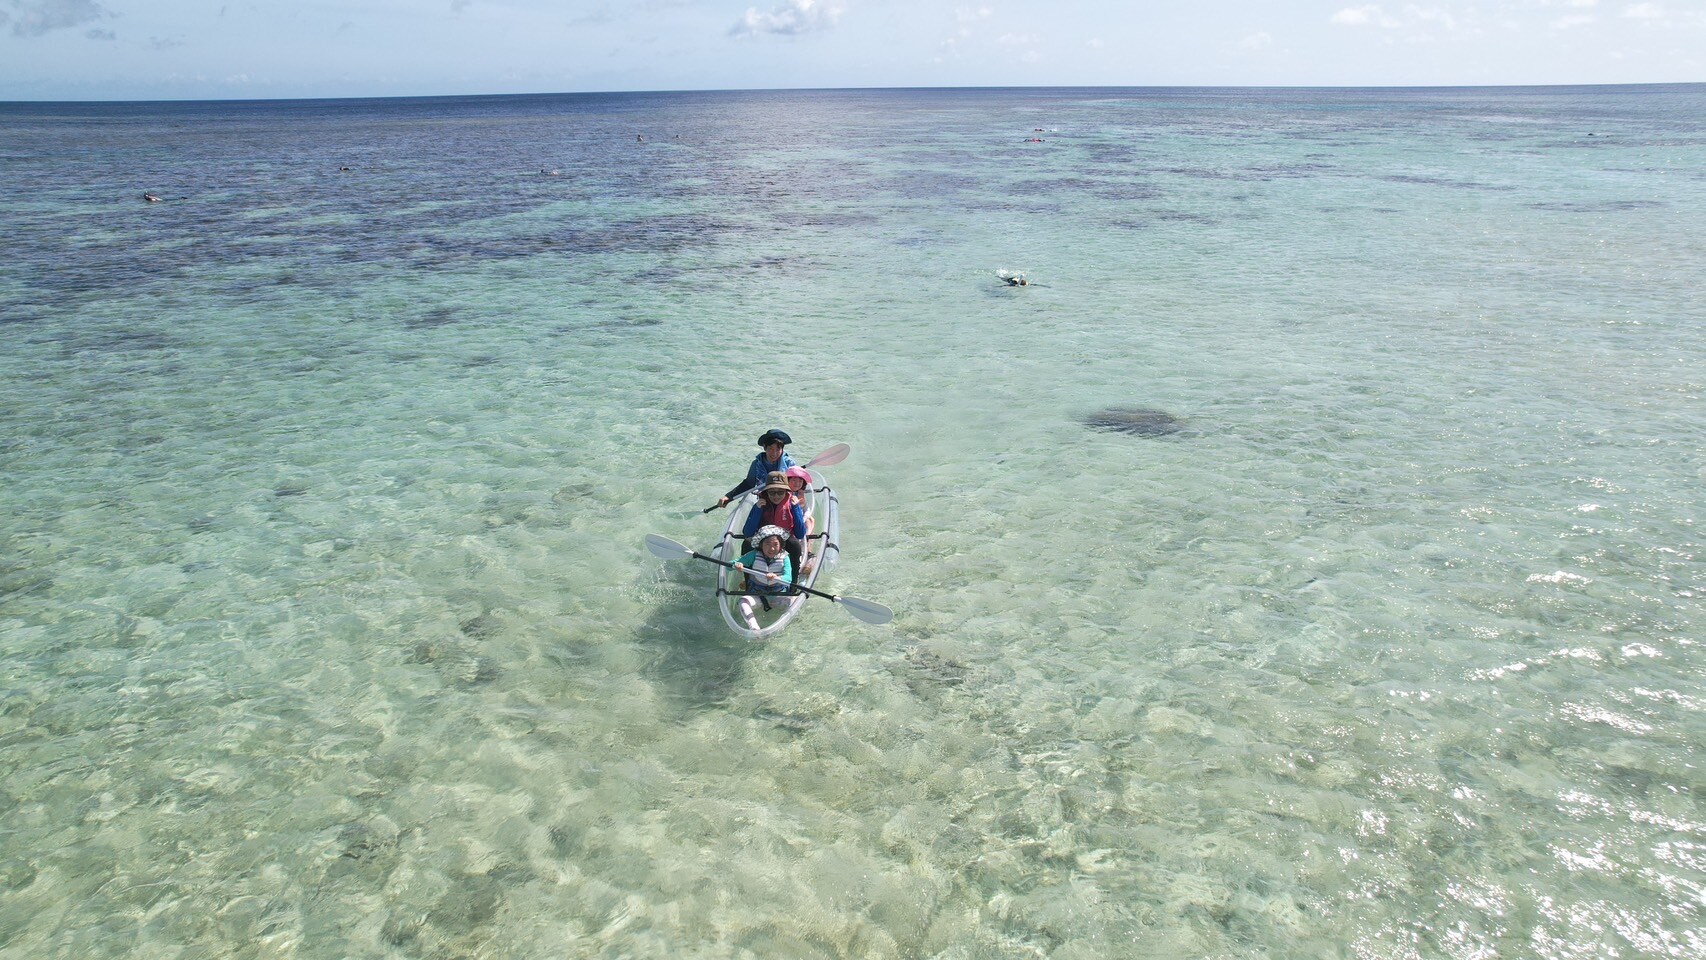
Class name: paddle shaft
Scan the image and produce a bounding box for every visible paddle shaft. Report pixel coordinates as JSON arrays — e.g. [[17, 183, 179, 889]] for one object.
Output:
[[646, 533, 891, 625], [684, 545, 851, 606]]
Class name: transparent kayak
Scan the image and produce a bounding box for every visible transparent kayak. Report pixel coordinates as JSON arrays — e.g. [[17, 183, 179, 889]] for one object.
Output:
[[713, 468, 841, 639]]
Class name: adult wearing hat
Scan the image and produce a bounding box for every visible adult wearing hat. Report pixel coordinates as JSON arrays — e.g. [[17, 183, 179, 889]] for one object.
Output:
[[738, 472, 808, 587], [742, 471, 807, 543], [710, 429, 797, 511]]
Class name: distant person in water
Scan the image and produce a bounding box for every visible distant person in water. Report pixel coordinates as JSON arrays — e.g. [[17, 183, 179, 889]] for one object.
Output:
[[143, 192, 161, 202], [998, 270, 1029, 286], [710, 429, 796, 511]]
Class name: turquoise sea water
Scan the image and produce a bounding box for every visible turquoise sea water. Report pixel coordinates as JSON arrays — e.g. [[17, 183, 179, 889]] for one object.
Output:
[[1, 86, 1703, 957]]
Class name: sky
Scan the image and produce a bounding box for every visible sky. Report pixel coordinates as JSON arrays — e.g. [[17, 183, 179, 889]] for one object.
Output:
[[1, 0, 1702, 100]]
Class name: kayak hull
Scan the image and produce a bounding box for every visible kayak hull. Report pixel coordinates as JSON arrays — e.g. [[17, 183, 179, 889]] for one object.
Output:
[[713, 469, 841, 639]]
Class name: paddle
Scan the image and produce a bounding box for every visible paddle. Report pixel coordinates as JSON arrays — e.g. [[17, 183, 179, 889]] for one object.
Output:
[[702, 443, 851, 513], [645, 534, 893, 625], [801, 443, 850, 470]]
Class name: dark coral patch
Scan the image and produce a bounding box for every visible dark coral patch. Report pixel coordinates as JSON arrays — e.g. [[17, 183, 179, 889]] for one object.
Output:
[[1083, 407, 1185, 437], [405, 306, 457, 329]]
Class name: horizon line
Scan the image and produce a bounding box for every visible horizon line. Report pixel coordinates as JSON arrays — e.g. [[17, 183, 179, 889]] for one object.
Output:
[[4, 80, 1703, 107]]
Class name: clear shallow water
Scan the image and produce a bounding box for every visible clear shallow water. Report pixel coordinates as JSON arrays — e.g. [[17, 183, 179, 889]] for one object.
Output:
[[1, 86, 1703, 957]]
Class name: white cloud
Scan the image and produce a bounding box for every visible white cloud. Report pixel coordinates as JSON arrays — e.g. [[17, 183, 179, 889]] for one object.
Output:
[[1331, 3, 1469, 31], [1622, 2, 1664, 19], [1086, 37, 1103, 49], [1404, 5, 1456, 29], [934, 5, 992, 57], [995, 29, 1040, 61], [950, 5, 989, 40], [1330, 5, 1380, 25], [1237, 30, 1273, 50], [1551, 13, 1595, 28], [1566, 0, 1598, 7], [731, 0, 843, 38], [6, 0, 109, 37]]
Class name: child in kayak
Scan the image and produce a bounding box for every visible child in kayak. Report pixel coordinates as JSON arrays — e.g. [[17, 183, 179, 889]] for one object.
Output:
[[733, 525, 795, 629], [710, 429, 796, 511], [785, 466, 817, 573], [742, 471, 807, 544]]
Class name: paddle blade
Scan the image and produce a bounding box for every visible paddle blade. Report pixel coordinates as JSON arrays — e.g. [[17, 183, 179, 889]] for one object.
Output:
[[835, 595, 894, 625], [644, 534, 692, 560], [804, 443, 850, 469]]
